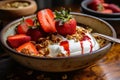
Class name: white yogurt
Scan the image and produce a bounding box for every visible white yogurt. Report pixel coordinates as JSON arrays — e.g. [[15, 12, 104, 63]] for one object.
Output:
[[48, 30, 100, 57]]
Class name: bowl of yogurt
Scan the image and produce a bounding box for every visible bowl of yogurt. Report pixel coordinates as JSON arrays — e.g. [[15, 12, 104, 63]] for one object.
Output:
[[0, 9, 116, 72]]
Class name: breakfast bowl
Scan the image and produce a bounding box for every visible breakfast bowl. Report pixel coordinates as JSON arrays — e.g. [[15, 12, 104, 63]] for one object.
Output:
[[0, 10, 116, 72], [0, 0, 37, 21], [80, 0, 120, 34]]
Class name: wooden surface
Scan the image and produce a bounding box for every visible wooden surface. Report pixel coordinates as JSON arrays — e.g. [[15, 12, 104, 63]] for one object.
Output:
[[0, 3, 120, 80]]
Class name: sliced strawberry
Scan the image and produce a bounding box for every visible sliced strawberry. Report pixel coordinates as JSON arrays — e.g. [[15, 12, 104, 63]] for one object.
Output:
[[37, 9, 56, 33], [7, 34, 31, 48], [16, 18, 34, 34], [27, 28, 46, 41], [16, 42, 38, 55]]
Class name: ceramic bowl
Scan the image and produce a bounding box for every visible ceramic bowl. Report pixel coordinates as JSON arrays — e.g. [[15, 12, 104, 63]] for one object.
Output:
[[0, 13, 116, 72], [0, 0, 37, 21], [80, 0, 120, 35]]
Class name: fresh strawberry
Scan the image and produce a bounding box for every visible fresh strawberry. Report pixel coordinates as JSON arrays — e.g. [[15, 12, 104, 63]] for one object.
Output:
[[100, 0, 104, 3], [88, 0, 102, 11], [55, 8, 76, 36], [91, 0, 101, 5], [27, 28, 46, 41], [16, 42, 38, 55], [88, 0, 107, 12], [16, 18, 34, 34], [7, 34, 31, 48], [101, 9, 113, 14], [16, 23, 28, 34], [106, 4, 120, 13], [37, 9, 56, 33]]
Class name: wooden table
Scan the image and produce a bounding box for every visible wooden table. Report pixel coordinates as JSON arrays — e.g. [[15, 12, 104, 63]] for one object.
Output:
[[0, 4, 120, 80]]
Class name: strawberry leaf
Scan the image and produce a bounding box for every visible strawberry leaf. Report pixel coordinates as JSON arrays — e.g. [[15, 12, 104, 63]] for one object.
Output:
[[54, 8, 72, 24]]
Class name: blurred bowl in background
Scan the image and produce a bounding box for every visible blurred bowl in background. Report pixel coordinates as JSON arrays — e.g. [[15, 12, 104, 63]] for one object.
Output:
[[80, 0, 120, 36], [0, 0, 37, 21], [80, 0, 120, 18]]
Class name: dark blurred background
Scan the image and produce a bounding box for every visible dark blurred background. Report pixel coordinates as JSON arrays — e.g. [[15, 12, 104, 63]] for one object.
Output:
[[35, 0, 83, 10]]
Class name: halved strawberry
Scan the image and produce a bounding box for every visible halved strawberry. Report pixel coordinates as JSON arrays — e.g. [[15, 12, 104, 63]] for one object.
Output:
[[16, 18, 34, 34], [55, 8, 76, 36], [16, 42, 38, 55], [37, 9, 56, 33], [7, 34, 31, 48]]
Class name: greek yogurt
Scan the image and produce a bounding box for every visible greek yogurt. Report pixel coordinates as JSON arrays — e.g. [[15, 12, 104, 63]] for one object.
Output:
[[48, 31, 100, 57]]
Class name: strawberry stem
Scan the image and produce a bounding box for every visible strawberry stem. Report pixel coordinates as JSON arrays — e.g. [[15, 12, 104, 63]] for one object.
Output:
[[97, 4, 104, 12], [54, 8, 72, 25], [22, 16, 25, 22]]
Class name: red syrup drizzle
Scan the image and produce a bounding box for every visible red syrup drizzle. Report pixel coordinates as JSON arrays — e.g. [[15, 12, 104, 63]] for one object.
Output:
[[80, 41, 84, 54], [89, 40, 93, 53], [80, 35, 93, 54], [60, 35, 93, 56], [60, 41, 70, 56]]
